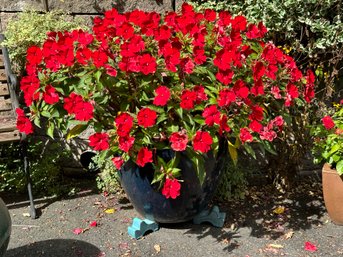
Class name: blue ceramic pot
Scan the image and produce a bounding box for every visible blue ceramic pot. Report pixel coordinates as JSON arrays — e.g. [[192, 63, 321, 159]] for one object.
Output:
[[0, 198, 11, 257], [119, 142, 228, 223]]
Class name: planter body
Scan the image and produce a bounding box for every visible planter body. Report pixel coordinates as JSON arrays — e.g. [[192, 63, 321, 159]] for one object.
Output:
[[322, 163, 343, 225], [0, 198, 11, 257], [119, 144, 227, 223]]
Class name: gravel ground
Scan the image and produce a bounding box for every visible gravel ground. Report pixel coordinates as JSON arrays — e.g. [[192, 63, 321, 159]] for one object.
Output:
[[1, 178, 343, 257]]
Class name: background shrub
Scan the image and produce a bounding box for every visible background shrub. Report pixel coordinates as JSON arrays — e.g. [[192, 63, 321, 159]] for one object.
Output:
[[1, 9, 87, 74], [0, 139, 72, 196]]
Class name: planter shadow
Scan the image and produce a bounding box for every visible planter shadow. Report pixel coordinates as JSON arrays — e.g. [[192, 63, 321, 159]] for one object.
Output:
[[4, 239, 102, 257]]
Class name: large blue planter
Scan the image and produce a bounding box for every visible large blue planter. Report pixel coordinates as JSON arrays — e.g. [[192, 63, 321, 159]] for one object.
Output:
[[119, 143, 228, 223], [0, 198, 11, 257]]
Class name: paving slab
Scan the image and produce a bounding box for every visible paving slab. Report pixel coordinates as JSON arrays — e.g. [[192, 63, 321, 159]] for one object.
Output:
[[1, 179, 343, 257]]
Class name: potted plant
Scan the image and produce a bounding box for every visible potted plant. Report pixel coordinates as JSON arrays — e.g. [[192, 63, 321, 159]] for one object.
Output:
[[311, 100, 343, 225], [0, 197, 11, 257], [16, 4, 314, 225]]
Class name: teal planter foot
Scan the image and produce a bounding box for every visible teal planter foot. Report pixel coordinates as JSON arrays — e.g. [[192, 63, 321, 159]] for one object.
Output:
[[128, 218, 159, 239], [193, 205, 226, 228]]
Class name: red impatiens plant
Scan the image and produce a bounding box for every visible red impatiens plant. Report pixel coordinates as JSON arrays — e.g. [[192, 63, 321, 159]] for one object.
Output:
[[17, 3, 315, 199]]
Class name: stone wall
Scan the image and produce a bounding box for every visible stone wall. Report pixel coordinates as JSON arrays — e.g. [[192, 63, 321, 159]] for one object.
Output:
[[0, 0, 187, 32]]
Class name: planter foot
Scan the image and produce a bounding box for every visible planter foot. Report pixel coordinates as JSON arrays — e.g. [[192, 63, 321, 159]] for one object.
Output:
[[193, 205, 226, 228], [128, 218, 159, 239]]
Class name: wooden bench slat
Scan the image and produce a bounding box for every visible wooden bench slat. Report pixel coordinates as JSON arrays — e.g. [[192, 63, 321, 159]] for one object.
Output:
[[0, 69, 7, 82], [0, 55, 4, 68], [0, 116, 16, 132], [0, 130, 20, 142], [0, 97, 12, 111], [0, 83, 9, 96]]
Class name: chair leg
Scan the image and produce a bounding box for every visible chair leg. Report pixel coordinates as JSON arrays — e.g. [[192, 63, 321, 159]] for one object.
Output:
[[21, 141, 37, 219]]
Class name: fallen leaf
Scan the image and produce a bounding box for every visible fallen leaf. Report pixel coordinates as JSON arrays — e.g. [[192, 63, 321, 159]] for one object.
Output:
[[304, 241, 317, 252], [90, 221, 97, 227], [154, 244, 161, 253], [273, 206, 285, 215], [284, 230, 294, 240], [73, 228, 84, 235], [104, 208, 116, 214], [22, 212, 31, 217], [267, 244, 284, 249], [118, 242, 129, 250]]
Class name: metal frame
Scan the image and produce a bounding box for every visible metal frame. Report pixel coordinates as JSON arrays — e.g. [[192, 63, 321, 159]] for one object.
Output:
[[0, 34, 36, 219]]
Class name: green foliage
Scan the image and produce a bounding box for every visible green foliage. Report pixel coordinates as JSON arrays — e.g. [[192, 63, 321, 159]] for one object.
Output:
[[92, 154, 122, 194], [311, 102, 343, 175], [189, 0, 343, 98], [0, 139, 71, 195], [1, 9, 87, 73], [215, 157, 248, 200]]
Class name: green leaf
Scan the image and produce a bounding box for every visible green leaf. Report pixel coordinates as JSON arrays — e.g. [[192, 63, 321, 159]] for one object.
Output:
[[336, 160, 343, 176], [329, 144, 340, 155], [243, 144, 256, 159], [228, 141, 238, 165], [66, 124, 89, 140], [263, 141, 277, 155], [47, 121, 55, 139]]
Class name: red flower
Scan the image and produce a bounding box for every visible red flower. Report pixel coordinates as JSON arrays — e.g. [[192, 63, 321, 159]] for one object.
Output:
[[162, 178, 181, 199], [218, 89, 236, 107], [43, 85, 59, 104], [251, 79, 265, 96], [112, 156, 125, 169], [105, 64, 117, 77], [180, 57, 194, 74], [136, 147, 153, 167], [137, 108, 157, 128], [219, 114, 231, 135], [118, 135, 135, 152], [139, 54, 157, 75], [259, 129, 277, 141], [76, 47, 92, 65], [16, 108, 33, 135], [204, 9, 216, 21], [249, 105, 264, 121], [89, 132, 109, 151], [89, 221, 97, 227], [233, 80, 249, 99], [26, 46, 42, 65], [216, 69, 234, 85], [153, 86, 170, 106], [304, 241, 317, 252], [180, 90, 197, 110], [253, 61, 265, 81], [115, 112, 134, 137], [194, 85, 208, 103], [239, 128, 253, 144], [64, 93, 83, 114], [322, 116, 335, 130], [193, 131, 213, 153], [202, 105, 220, 126], [169, 131, 188, 151], [286, 83, 299, 99], [92, 50, 108, 68], [249, 120, 263, 133], [246, 22, 267, 39], [271, 86, 282, 99], [74, 102, 94, 121]]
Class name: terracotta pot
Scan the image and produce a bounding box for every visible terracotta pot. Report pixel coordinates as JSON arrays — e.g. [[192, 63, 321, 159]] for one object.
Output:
[[322, 163, 343, 225]]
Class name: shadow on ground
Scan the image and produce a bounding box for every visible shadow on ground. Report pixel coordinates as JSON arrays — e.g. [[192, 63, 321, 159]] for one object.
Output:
[[220, 178, 326, 240], [4, 239, 102, 257]]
